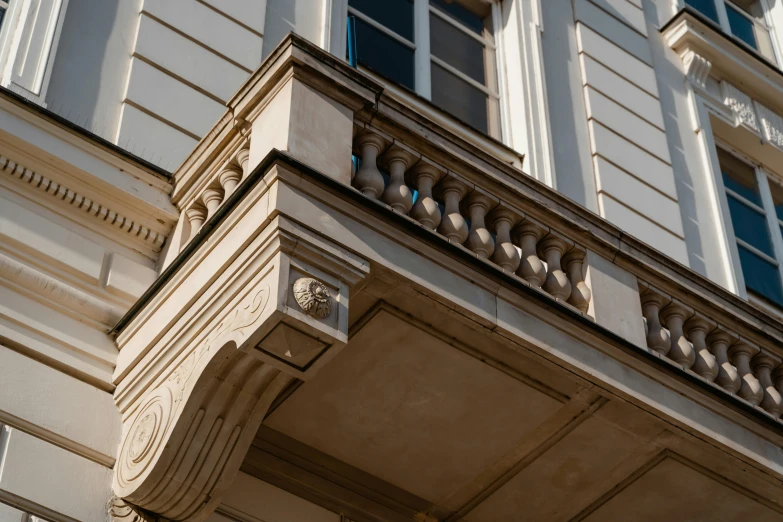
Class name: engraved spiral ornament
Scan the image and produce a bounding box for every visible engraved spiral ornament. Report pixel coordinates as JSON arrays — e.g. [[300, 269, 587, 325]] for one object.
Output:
[[293, 277, 332, 318], [116, 386, 174, 490]]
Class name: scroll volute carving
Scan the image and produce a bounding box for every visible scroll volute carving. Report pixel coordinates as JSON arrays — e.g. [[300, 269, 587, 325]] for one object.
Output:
[[112, 284, 293, 522], [111, 226, 368, 522]]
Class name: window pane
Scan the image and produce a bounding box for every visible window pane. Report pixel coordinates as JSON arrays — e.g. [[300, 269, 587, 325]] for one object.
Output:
[[727, 195, 774, 255], [349, 0, 414, 41], [738, 244, 783, 305], [719, 149, 762, 206], [430, 0, 489, 35], [430, 14, 486, 84], [431, 62, 491, 133], [685, 0, 719, 22], [727, 4, 759, 50], [354, 18, 415, 90]]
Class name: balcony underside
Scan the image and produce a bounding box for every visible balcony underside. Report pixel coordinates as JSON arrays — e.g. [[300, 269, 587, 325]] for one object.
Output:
[[247, 273, 783, 522]]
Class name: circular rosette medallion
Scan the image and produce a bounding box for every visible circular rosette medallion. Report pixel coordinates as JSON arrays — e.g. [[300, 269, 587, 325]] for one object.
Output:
[[116, 386, 174, 490], [292, 277, 333, 318]]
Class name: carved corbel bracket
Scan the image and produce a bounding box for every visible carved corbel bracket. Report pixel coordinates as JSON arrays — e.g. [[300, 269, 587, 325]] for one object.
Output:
[[681, 49, 712, 92], [111, 215, 369, 521]]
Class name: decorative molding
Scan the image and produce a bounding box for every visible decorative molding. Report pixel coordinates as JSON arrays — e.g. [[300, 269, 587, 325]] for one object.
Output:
[[0, 154, 167, 249], [682, 49, 712, 91], [0, 250, 124, 327], [756, 103, 783, 149], [112, 284, 296, 522], [292, 277, 332, 318], [108, 497, 157, 522], [721, 81, 759, 133]]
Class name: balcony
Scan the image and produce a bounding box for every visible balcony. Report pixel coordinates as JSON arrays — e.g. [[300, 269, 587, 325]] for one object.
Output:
[[109, 33, 783, 522]]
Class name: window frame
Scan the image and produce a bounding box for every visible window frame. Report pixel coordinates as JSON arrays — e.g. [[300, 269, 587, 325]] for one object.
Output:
[[713, 140, 783, 309], [684, 0, 782, 64], [345, 0, 505, 139]]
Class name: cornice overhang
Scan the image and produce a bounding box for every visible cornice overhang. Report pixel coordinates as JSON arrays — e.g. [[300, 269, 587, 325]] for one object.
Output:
[[0, 90, 178, 251], [662, 8, 783, 113]]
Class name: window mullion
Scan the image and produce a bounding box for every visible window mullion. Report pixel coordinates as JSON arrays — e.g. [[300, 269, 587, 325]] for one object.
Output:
[[716, 0, 732, 34], [414, 0, 431, 99], [755, 168, 783, 294]]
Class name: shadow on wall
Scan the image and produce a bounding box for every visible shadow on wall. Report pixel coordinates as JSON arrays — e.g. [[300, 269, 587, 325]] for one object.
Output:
[[44, 0, 139, 148], [642, 0, 713, 281], [540, 0, 600, 213], [262, 0, 324, 60]]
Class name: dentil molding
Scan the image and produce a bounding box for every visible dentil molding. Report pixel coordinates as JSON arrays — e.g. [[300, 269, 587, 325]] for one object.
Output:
[[0, 153, 168, 249]]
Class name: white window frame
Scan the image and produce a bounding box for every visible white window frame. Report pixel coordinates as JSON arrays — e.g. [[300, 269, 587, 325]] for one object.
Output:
[[711, 139, 783, 310], [327, 0, 555, 185], [345, 0, 505, 138], [677, 0, 783, 64], [0, 0, 70, 106]]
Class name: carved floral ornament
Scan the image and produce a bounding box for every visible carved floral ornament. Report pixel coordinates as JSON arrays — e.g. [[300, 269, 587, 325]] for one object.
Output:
[[293, 277, 332, 318]]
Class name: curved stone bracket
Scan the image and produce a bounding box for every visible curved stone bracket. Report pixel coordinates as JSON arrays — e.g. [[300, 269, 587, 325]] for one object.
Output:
[[111, 214, 369, 521]]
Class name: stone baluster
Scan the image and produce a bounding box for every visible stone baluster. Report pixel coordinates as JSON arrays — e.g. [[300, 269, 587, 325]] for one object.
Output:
[[752, 352, 783, 417], [706, 329, 741, 394], [353, 132, 386, 199], [729, 340, 764, 406], [218, 164, 243, 198], [684, 315, 718, 382], [463, 190, 497, 259], [772, 366, 783, 413], [660, 301, 695, 368], [489, 206, 521, 272], [436, 175, 470, 244], [185, 205, 207, 243], [381, 145, 416, 214], [562, 248, 591, 313], [514, 220, 547, 287], [200, 187, 224, 219], [640, 287, 670, 356], [537, 233, 572, 301], [408, 160, 444, 230], [235, 146, 250, 179]]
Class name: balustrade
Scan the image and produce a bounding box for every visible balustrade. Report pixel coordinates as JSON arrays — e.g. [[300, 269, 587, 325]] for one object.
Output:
[[178, 144, 250, 252], [349, 128, 591, 311], [640, 283, 783, 418]]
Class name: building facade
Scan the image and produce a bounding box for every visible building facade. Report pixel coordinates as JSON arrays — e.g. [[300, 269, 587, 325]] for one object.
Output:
[[1, 0, 783, 520]]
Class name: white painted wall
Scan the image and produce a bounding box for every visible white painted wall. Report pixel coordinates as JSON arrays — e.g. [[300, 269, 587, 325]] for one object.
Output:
[[45, 0, 141, 143]]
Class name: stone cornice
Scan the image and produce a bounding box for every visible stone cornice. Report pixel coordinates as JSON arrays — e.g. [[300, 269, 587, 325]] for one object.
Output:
[[662, 8, 783, 115], [0, 153, 167, 249]]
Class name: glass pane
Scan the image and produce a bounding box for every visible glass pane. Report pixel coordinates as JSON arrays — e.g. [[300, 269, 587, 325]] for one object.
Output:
[[354, 18, 415, 90], [430, 14, 486, 84], [738, 244, 783, 305], [727, 195, 774, 255], [349, 0, 414, 41], [430, 0, 489, 35], [431, 62, 491, 133], [685, 0, 719, 22], [719, 149, 762, 206], [727, 4, 759, 50]]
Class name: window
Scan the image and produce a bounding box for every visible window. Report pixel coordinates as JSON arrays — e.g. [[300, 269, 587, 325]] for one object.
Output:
[[348, 0, 501, 137], [685, 0, 777, 62], [0, 1, 9, 30], [718, 147, 783, 307]]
